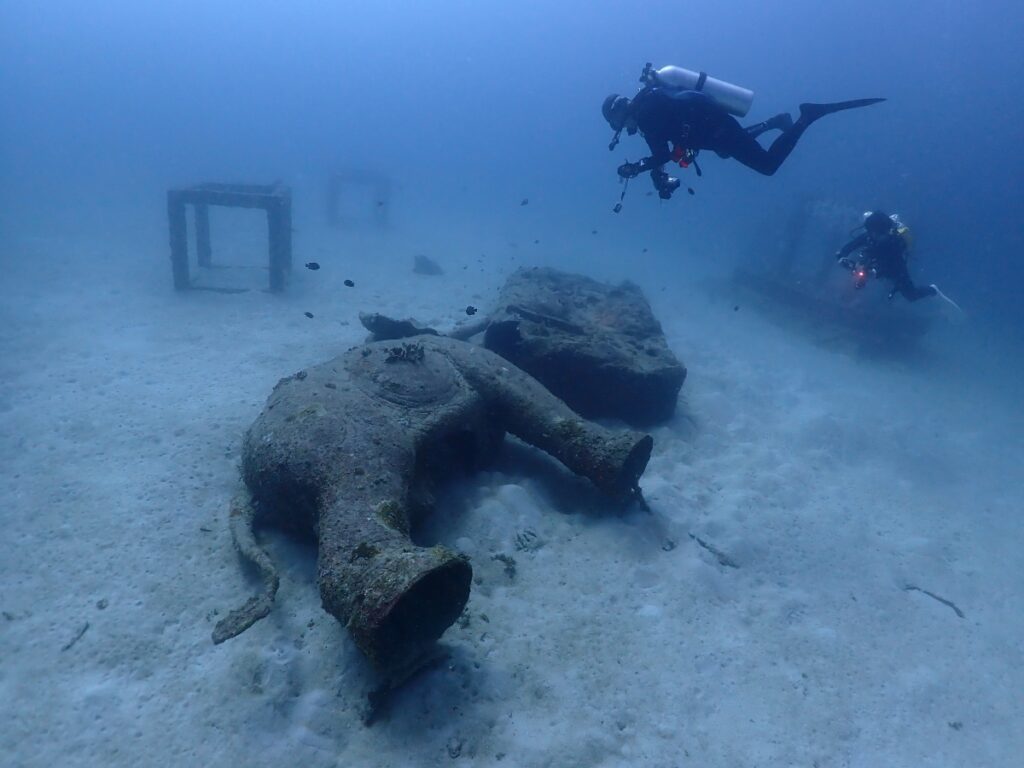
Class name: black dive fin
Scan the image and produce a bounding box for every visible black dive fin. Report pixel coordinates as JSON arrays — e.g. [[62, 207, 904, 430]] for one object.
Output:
[[799, 98, 886, 124]]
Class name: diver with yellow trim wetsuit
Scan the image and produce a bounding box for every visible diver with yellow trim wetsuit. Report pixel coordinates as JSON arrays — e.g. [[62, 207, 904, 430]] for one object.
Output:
[[836, 210, 961, 311]]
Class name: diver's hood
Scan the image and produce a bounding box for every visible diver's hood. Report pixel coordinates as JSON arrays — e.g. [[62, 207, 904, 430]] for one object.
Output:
[[602, 94, 632, 131]]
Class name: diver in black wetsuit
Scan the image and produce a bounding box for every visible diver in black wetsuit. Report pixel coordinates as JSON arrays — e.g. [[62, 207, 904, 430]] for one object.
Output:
[[602, 88, 885, 199], [836, 210, 960, 310]]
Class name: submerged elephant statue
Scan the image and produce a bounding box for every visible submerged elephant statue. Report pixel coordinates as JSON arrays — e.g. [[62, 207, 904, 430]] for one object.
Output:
[[214, 335, 653, 673]]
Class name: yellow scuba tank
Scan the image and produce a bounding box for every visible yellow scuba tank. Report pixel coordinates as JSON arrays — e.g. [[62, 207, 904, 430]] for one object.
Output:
[[895, 224, 914, 252], [879, 212, 913, 253]]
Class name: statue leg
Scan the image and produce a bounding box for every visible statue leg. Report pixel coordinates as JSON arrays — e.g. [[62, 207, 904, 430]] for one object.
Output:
[[441, 338, 653, 498]]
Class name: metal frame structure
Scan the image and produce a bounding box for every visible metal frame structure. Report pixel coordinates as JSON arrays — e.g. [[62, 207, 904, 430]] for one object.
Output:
[[167, 182, 292, 292]]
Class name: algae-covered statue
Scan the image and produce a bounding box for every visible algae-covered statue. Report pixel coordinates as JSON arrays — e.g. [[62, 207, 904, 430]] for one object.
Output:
[[214, 335, 653, 676]]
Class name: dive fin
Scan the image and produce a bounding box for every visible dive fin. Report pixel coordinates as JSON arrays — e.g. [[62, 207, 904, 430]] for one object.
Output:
[[931, 284, 965, 320], [799, 98, 886, 124]]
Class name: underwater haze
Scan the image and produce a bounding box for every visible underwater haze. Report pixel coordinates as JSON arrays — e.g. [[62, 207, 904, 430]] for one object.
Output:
[[2, 1, 1023, 766]]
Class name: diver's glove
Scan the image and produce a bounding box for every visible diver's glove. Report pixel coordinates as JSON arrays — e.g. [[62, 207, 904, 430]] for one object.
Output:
[[617, 162, 641, 179], [837, 255, 855, 271], [618, 158, 653, 179]]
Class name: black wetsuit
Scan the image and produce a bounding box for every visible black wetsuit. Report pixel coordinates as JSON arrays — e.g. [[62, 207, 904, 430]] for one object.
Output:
[[837, 231, 937, 302], [633, 88, 808, 176]]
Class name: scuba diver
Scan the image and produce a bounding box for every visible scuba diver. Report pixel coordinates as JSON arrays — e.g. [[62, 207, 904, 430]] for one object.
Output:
[[835, 210, 962, 311], [603, 63, 885, 200]]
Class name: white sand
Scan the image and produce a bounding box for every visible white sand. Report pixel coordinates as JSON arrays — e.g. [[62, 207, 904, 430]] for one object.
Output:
[[2, 219, 1022, 768]]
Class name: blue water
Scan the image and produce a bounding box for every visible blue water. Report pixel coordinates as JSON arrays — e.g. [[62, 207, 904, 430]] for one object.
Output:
[[3, 2, 1021, 334]]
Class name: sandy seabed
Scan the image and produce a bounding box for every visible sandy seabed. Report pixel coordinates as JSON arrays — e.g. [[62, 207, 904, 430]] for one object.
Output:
[[1, 224, 1022, 768]]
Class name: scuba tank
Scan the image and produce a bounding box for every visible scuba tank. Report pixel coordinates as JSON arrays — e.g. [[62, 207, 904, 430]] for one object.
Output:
[[896, 224, 914, 251], [888, 214, 914, 251], [642, 63, 754, 117]]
